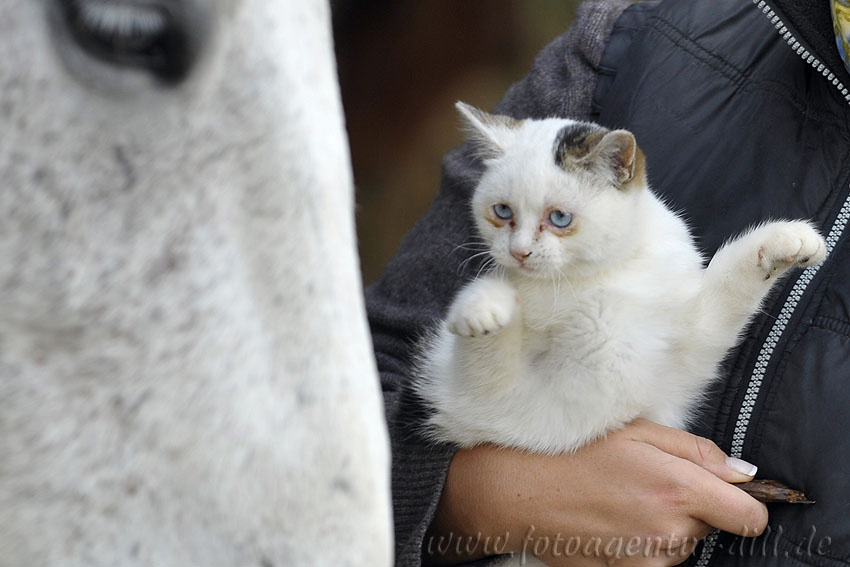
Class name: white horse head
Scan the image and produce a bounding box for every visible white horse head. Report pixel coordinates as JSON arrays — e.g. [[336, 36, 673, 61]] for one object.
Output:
[[0, 1, 391, 564]]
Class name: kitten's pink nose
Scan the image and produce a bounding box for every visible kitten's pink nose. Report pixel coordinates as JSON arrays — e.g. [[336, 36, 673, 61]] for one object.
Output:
[[511, 249, 532, 263]]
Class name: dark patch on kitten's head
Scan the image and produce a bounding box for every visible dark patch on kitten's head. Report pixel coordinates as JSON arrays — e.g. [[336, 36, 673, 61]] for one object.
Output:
[[553, 122, 607, 168], [553, 123, 645, 190]]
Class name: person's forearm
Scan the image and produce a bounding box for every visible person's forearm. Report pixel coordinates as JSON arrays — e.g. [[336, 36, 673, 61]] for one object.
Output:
[[424, 446, 515, 566]]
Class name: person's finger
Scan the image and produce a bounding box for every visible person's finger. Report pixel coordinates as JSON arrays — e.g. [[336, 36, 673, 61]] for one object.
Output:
[[682, 466, 769, 536], [626, 419, 757, 483]]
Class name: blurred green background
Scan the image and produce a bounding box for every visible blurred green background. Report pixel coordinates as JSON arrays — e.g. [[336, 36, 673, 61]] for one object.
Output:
[[332, 1, 582, 283]]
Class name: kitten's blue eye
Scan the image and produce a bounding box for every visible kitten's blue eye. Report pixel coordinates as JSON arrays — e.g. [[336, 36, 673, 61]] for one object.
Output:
[[493, 203, 513, 220], [549, 209, 573, 228]]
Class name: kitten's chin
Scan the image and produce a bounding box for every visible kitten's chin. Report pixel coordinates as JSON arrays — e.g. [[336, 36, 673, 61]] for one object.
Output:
[[511, 264, 556, 279], [494, 256, 560, 279]]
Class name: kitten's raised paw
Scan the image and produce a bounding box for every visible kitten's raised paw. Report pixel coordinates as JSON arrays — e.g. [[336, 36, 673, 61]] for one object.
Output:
[[446, 278, 519, 338], [757, 221, 827, 279]]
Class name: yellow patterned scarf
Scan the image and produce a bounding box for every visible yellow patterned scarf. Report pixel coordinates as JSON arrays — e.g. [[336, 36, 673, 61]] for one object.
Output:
[[832, 0, 850, 72]]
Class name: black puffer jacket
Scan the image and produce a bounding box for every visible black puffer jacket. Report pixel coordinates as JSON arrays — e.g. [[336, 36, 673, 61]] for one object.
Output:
[[368, 1, 850, 565], [598, 2, 850, 566]]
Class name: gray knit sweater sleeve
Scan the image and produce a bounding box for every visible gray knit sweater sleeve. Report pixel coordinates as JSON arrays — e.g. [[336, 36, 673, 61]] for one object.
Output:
[[365, 2, 632, 565]]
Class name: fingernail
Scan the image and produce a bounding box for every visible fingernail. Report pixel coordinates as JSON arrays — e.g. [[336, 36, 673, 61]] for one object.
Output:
[[727, 456, 758, 477]]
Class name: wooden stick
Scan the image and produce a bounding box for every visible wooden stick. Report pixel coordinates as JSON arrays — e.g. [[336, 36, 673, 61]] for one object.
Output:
[[737, 479, 814, 504]]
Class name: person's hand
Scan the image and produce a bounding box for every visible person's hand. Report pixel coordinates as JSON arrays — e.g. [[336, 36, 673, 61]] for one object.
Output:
[[424, 419, 767, 567]]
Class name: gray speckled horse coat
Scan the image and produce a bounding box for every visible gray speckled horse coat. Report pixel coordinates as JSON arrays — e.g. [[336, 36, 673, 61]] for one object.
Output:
[[0, 1, 391, 565]]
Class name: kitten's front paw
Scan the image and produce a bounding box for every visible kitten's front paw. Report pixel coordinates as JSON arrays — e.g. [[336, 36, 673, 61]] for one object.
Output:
[[757, 221, 827, 279], [447, 278, 519, 338]]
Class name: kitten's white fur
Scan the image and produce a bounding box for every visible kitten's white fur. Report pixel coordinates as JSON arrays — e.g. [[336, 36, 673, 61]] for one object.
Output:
[[416, 103, 827, 460]]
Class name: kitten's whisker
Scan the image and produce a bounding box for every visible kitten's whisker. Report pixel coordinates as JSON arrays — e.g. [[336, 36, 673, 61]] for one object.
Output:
[[755, 307, 778, 321], [439, 235, 486, 246], [474, 257, 497, 280], [552, 270, 561, 310], [452, 244, 490, 255], [542, 271, 556, 328], [557, 267, 579, 302], [440, 235, 490, 257], [457, 250, 494, 275]]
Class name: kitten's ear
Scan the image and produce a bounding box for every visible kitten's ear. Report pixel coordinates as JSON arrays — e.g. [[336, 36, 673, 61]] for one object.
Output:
[[456, 101, 520, 159], [554, 123, 645, 188], [596, 130, 644, 188]]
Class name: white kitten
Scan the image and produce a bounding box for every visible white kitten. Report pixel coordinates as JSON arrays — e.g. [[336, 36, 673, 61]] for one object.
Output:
[[415, 102, 826, 458]]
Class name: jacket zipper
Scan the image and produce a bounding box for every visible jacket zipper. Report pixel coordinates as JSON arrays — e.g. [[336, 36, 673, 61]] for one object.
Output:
[[695, 1, 850, 566], [752, 0, 850, 104]]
